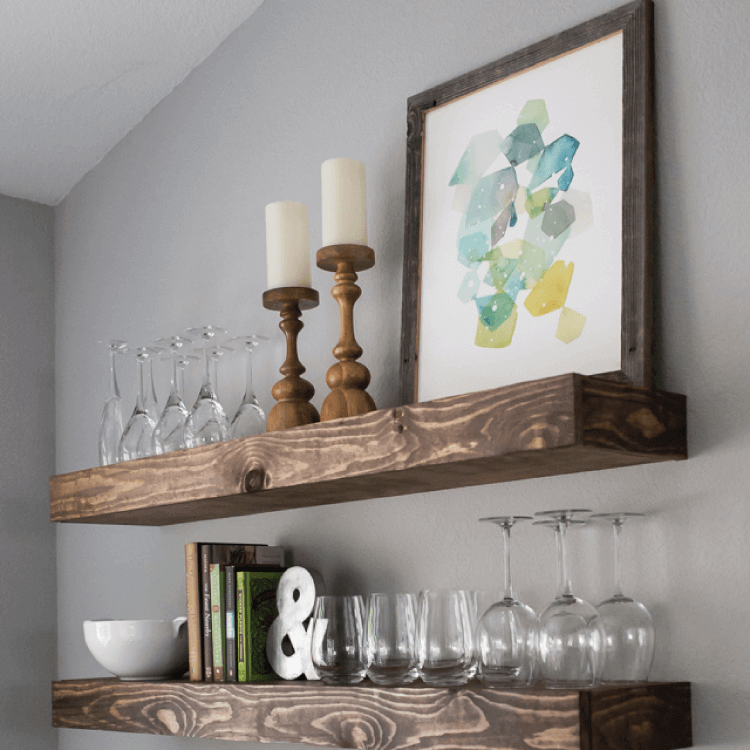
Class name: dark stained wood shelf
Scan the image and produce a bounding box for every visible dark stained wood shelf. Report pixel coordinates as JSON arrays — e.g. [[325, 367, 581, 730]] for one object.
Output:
[[49, 374, 687, 526], [52, 678, 692, 749]]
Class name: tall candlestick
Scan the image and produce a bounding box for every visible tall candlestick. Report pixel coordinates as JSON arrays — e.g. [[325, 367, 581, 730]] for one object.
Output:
[[265, 201, 311, 289], [321, 158, 367, 246]]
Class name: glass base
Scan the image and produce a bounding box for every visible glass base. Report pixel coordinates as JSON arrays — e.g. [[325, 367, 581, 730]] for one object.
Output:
[[317, 669, 366, 685], [420, 664, 473, 687], [367, 665, 418, 686]]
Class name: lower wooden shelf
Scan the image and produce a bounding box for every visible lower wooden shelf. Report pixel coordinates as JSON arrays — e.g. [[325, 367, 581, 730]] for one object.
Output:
[[52, 678, 692, 750]]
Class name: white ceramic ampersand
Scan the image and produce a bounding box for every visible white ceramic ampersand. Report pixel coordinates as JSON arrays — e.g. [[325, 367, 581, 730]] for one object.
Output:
[[266, 566, 320, 680]]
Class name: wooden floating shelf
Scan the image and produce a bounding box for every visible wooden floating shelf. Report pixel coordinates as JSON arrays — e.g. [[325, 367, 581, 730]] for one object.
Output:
[[50, 374, 687, 526], [52, 678, 692, 749]]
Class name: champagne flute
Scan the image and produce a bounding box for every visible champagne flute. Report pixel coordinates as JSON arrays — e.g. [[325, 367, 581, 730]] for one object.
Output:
[[534, 509, 604, 688], [591, 512, 655, 683], [152, 336, 196, 454], [183, 326, 230, 448], [118, 347, 160, 461], [475, 516, 537, 685], [97, 339, 127, 466], [230, 334, 269, 438]]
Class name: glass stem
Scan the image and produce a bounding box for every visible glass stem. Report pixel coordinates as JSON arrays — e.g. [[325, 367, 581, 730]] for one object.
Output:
[[198, 342, 214, 400], [556, 521, 574, 599], [136, 356, 146, 413], [243, 348, 255, 404], [108, 348, 120, 399], [613, 520, 624, 597], [502, 523, 513, 601], [148, 357, 158, 406]]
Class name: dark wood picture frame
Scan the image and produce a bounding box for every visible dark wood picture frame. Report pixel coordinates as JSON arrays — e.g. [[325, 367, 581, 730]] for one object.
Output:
[[399, 0, 654, 406]]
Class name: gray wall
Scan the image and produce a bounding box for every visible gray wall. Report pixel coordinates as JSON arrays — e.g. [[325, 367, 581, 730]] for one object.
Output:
[[54, 1, 750, 749], [0, 195, 56, 748]]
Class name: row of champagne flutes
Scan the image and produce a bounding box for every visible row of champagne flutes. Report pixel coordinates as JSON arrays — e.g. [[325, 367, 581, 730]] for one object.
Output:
[[311, 510, 654, 687], [98, 326, 268, 465]]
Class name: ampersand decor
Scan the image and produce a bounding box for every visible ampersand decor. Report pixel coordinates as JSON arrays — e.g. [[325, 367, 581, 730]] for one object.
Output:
[[266, 566, 320, 680]]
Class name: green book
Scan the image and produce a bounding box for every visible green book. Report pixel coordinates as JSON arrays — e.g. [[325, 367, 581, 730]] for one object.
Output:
[[236, 571, 249, 682], [209, 563, 226, 681], [246, 570, 284, 682]]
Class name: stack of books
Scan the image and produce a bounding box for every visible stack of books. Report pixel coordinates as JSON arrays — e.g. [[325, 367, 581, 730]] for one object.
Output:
[[185, 542, 286, 682]]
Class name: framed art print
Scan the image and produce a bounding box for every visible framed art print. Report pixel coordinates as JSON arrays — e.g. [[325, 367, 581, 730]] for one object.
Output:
[[400, 0, 654, 404]]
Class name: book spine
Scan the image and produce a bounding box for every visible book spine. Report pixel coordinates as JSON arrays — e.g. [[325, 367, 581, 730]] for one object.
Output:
[[201, 545, 214, 681], [247, 570, 284, 682], [237, 571, 248, 683], [185, 543, 203, 681], [210, 563, 226, 681], [225, 565, 237, 682]]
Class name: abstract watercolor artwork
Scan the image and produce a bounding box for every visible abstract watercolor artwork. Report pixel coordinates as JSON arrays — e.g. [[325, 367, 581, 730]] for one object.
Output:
[[400, 0, 654, 404], [452, 99, 589, 351]]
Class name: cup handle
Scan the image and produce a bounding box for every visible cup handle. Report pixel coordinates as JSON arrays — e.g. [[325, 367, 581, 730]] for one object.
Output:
[[172, 616, 188, 638]]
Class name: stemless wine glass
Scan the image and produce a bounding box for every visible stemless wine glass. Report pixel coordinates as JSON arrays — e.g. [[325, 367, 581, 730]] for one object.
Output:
[[118, 346, 160, 462], [417, 590, 474, 686], [230, 334, 269, 438], [97, 339, 128, 466], [534, 509, 604, 688], [591, 512, 655, 683], [311, 595, 367, 684], [183, 326, 230, 448], [152, 336, 196, 454], [475, 516, 537, 686], [365, 593, 418, 685]]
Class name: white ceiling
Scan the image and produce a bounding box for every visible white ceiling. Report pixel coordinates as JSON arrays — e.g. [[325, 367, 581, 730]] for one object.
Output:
[[0, 0, 265, 206]]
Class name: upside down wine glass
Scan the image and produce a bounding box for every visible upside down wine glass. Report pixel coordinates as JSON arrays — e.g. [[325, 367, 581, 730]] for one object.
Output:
[[534, 510, 604, 688], [118, 347, 160, 461], [97, 339, 127, 466], [230, 334, 268, 438], [475, 516, 537, 685], [183, 327, 230, 448], [591, 512, 655, 683]]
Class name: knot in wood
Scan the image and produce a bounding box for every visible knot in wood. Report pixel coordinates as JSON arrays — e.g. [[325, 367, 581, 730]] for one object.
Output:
[[244, 467, 265, 493]]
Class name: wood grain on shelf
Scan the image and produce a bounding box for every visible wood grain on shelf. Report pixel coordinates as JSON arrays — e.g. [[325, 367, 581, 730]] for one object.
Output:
[[50, 374, 687, 526], [52, 678, 691, 749]]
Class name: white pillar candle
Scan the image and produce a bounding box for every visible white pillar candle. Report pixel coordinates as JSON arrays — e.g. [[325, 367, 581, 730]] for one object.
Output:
[[265, 201, 311, 289], [321, 157, 367, 246]]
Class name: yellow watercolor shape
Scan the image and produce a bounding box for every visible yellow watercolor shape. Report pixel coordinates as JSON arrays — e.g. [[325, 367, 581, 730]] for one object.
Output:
[[475, 304, 518, 348], [556, 306, 586, 343], [524, 260, 574, 317]]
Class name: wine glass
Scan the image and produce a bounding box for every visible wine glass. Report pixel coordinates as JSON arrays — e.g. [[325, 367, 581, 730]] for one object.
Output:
[[230, 334, 269, 439], [474, 516, 537, 685], [118, 347, 160, 461], [183, 327, 230, 448], [591, 512, 655, 683], [97, 339, 127, 466], [152, 336, 196, 454], [534, 509, 604, 688]]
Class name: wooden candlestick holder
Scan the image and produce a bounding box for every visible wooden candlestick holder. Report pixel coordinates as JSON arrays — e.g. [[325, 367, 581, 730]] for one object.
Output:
[[262, 286, 320, 431], [316, 244, 376, 421]]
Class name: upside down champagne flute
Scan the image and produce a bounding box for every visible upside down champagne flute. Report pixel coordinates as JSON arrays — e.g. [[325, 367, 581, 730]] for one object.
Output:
[[534, 510, 604, 688], [591, 512, 654, 683], [230, 334, 268, 438], [97, 339, 127, 466], [152, 336, 196, 454], [475, 516, 537, 685], [183, 327, 230, 448], [118, 347, 160, 461]]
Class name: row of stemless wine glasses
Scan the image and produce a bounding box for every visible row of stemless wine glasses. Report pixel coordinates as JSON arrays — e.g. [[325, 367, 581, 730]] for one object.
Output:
[[98, 327, 268, 465], [311, 510, 654, 688]]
